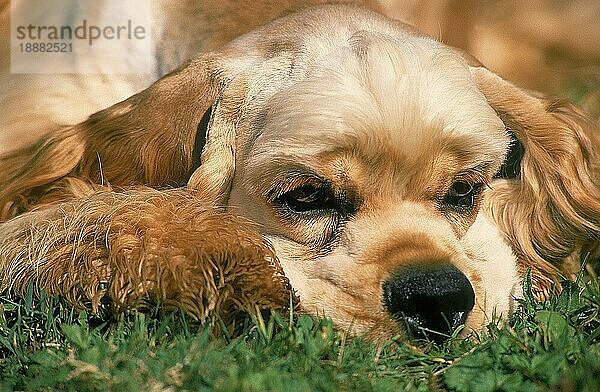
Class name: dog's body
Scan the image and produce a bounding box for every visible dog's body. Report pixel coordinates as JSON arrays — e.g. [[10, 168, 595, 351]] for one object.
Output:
[[1, 1, 599, 341]]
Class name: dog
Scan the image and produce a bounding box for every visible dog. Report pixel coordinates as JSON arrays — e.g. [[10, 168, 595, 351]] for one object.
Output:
[[1, 1, 599, 342]]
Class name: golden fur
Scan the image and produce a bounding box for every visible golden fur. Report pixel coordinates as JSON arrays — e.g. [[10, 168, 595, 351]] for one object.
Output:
[[0, 187, 293, 323], [1, 1, 598, 341]]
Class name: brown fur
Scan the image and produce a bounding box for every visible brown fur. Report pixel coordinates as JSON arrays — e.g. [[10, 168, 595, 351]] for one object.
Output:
[[0, 187, 295, 324], [473, 68, 600, 298], [1, 2, 599, 340]]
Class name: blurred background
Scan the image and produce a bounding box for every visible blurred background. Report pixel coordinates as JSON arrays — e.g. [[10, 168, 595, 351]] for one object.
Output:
[[380, 0, 600, 120], [2, 0, 599, 120]]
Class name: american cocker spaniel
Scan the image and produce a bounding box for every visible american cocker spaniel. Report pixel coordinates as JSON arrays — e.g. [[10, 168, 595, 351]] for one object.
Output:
[[1, 1, 599, 342]]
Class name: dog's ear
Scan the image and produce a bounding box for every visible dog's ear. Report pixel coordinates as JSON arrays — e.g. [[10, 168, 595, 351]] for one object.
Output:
[[471, 67, 600, 296], [185, 76, 249, 206], [76, 59, 221, 187], [0, 52, 248, 220]]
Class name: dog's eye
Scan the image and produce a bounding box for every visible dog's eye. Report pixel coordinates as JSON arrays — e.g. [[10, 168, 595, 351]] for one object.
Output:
[[276, 184, 338, 214], [449, 181, 473, 198], [443, 181, 483, 212]]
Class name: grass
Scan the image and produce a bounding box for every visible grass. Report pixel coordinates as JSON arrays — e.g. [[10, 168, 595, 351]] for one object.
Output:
[[2, 268, 600, 391], [2, 90, 598, 392]]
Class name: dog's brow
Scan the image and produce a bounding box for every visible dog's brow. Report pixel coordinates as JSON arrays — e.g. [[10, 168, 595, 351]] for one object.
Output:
[[264, 167, 329, 198], [456, 162, 493, 182]]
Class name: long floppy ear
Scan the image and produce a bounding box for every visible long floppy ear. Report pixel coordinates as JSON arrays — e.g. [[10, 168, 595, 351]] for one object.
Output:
[[0, 53, 240, 221], [472, 67, 600, 297], [186, 78, 244, 206]]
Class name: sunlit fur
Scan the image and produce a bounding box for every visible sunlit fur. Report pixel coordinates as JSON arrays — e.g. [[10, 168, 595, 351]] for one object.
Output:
[[228, 30, 517, 335], [473, 68, 600, 299], [0, 187, 294, 323], [0, 3, 598, 340]]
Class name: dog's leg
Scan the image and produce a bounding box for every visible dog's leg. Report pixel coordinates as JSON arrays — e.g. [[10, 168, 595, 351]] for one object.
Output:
[[0, 188, 294, 323]]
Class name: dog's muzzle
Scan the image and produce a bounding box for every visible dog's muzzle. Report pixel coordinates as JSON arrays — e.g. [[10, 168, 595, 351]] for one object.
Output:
[[383, 263, 475, 343]]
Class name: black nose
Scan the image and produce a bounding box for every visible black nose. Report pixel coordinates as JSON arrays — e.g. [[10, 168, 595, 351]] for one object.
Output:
[[383, 263, 475, 343]]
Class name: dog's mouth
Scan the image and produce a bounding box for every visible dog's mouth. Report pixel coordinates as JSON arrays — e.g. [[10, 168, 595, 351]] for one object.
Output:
[[382, 263, 476, 343]]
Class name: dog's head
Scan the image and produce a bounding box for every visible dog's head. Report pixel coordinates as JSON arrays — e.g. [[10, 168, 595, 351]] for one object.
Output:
[[220, 19, 517, 340], [8, 4, 598, 341]]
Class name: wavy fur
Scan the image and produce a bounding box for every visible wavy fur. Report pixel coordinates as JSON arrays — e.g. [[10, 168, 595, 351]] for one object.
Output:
[[474, 68, 600, 297], [1, 2, 598, 339]]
